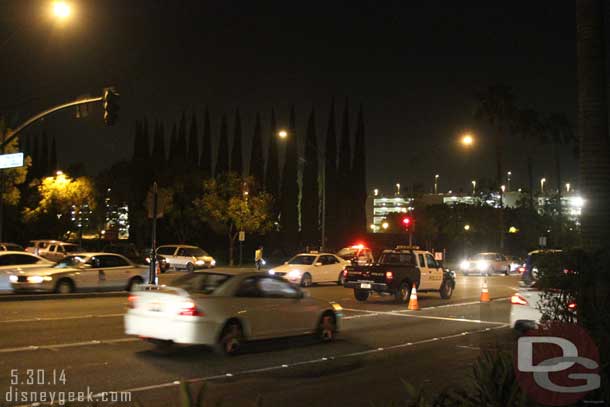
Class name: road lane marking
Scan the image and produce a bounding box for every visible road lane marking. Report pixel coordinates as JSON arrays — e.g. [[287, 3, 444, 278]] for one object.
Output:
[[0, 337, 137, 353], [343, 308, 506, 325], [0, 313, 124, 323]]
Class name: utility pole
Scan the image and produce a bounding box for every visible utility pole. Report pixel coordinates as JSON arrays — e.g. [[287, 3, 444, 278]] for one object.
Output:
[[149, 182, 158, 285]]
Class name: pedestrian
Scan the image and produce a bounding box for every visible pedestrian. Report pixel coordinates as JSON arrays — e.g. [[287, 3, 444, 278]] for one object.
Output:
[[255, 245, 264, 271]]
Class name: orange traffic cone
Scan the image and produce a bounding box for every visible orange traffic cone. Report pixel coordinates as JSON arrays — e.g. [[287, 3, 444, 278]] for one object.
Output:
[[480, 279, 490, 302], [407, 283, 420, 310]]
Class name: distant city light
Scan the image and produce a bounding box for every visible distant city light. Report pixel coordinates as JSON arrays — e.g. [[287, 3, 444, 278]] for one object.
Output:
[[278, 130, 288, 139], [464, 224, 470, 231], [52, 1, 71, 19]]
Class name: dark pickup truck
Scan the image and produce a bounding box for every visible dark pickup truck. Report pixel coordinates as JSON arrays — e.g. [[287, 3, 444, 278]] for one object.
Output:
[[343, 246, 456, 303]]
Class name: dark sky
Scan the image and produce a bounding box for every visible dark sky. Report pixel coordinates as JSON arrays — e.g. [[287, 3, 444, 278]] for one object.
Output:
[[0, 0, 578, 194]]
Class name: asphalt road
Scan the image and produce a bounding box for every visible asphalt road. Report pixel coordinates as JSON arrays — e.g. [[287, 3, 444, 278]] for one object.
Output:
[[0, 271, 521, 407]]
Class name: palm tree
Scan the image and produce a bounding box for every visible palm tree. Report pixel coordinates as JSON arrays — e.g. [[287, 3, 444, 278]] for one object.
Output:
[[543, 113, 575, 198], [474, 84, 515, 189], [512, 108, 544, 209], [576, 0, 610, 248]]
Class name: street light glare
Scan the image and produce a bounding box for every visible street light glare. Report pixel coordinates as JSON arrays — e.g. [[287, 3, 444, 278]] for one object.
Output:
[[53, 1, 71, 19], [461, 134, 474, 146], [278, 130, 288, 139]]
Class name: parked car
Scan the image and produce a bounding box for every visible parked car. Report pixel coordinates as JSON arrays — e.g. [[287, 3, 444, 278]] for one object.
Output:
[[336, 244, 374, 266], [268, 252, 350, 286], [0, 242, 24, 252], [459, 252, 511, 275], [10, 252, 148, 293], [38, 242, 84, 262], [124, 271, 342, 355], [25, 240, 56, 255], [0, 251, 55, 290], [156, 245, 216, 272], [104, 243, 169, 272]]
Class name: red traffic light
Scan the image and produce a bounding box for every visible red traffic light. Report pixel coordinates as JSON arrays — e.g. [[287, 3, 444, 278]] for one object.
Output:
[[402, 217, 411, 226]]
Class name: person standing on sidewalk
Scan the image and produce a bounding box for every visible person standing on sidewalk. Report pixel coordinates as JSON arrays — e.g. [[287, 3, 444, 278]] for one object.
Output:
[[255, 245, 264, 271]]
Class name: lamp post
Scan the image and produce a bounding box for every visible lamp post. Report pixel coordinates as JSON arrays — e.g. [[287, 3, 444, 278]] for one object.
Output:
[[434, 174, 439, 194], [396, 183, 401, 196], [471, 180, 477, 195], [565, 182, 571, 194], [507, 171, 512, 192], [540, 177, 546, 195]]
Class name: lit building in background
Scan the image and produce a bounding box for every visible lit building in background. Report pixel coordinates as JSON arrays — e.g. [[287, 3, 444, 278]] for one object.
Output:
[[369, 188, 414, 233], [103, 189, 130, 240], [70, 203, 92, 233]]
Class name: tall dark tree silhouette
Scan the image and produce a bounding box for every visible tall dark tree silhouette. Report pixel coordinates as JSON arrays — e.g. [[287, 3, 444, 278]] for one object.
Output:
[[324, 99, 338, 248], [188, 113, 199, 168], [176, 112, 188, 171], [301, 108, 319, 247], [280, 106, 299, 249], [151, 121, 166, 178], [49, 135, 57, 173], [265, 109, 280, 196], [352, 105, 367, 237], [544, 113, 575, 198], [230, 109, 243, 176], [40, 130, 49, 177], [249, 112, 264, 186], [577, 0, 610, 247], [337, 99, 352, 244], [512, 108, 544, 208], [168, 123, 178, 165], [215, 114, 229, 177], [200, 108, 212, 178]]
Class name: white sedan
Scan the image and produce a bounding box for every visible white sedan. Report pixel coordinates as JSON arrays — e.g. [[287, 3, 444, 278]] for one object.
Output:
[[268, 253, 350, 287], [124, 271, 342, 355]]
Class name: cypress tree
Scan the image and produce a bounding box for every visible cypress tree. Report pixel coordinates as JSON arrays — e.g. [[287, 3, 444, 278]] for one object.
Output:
[[40, 130, 49, 177], [280, 106, 299, 249], [265, 108, 280, 199], [141, 118, 150, 161], [168, 123, 178, 166], [200, 108, 212, 178], [337, 99, 352, 245], [188, 113, 199, 168], [249, 112, 265, 186], [151, 121, 166, 176], [324, 99, 338, 249], [352, 105, 367, 237], [49, 135, 57, 173], [301, 108, 319, 247], [177, 112, 188, 169], [215, 114, 229, 177], [230, 109, 243, 176]]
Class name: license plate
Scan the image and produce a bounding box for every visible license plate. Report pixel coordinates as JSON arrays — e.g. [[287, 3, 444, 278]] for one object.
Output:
[[360, 283, 371, 289], [149, 302, 162, 312]]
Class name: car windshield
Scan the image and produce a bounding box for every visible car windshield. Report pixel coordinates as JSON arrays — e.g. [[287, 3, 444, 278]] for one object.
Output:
[[185, 248, 208, 257], [54, 255, 88, 268], [287, 255, 317, 265], [170, 273, 232, 294], [63, 245, 82, 252], [472, 254, 493, 261], [379, 252, 415, 265], [337, 248, 357, 259]]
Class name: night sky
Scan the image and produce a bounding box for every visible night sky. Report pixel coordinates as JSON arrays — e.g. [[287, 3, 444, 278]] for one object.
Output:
[[0, 1, 579, 195]]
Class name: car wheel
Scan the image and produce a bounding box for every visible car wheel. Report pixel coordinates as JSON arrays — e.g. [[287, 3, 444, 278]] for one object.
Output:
[[316, 312, 337, 342], [505, 266, 510, 276], [300, 273, 312, 287], [146, 339, 174, 355], [439, 279, 453, 299], [337, 271, 346, 285], [186, 262, 194, 273], [55, 279, 74, 294], [127, 276, 144, 292], [395, 281, 412, 304], [216, 321, 244, 356], [354, 289, 369, 302]]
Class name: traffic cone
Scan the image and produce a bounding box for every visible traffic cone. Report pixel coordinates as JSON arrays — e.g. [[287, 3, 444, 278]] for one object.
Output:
[[480, 279, 490, 302], [407, 283, 420, 310]]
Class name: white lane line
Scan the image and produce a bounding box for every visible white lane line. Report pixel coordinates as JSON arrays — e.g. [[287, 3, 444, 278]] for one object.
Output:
[[73, 324, 509, 402], [343, 308, 506, 325], [0, 337, 138, 353], [0, 313, 124, 323], [456, 345, 481, 351]]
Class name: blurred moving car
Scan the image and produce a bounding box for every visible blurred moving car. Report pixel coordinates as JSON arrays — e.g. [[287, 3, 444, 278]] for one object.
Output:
[[10, 252, 147, 293], [104, 243, 169, 272], [336, 244, 374, 266], [37, 241, 84, 262], [0, 252, 55, 290], [156, 245, 216, 272], [510, 249, 568, 331], [25, 240, 56, 255], [124, 271, 342, 355], [459, 252, 511, 275], [268, 252, 350, 287], [506, 255, 523, 273], [0, 243, 24, 252]]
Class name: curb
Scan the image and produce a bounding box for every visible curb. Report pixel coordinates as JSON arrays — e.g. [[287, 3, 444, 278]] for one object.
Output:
[[0, 291, 128, 302]]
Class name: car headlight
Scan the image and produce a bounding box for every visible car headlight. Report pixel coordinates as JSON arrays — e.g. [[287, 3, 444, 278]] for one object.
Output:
[[9, 275, 17, 283], [477, 260, 490, 271], [195, 260, 205, 266], [460, 260, 469, 270], [211, 259, 216, 266], [331, 303, 343, 312], [268, 269, 276, 275], [287, 270, 302, 278], [27, 276, 52, 284]]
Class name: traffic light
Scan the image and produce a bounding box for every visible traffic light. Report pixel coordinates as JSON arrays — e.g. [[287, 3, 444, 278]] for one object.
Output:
[[402, 216, 412, 229], [103, 87, 120, 126]]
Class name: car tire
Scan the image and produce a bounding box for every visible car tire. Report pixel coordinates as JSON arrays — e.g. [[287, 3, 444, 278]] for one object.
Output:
[[395, 281, 412, 304], [505, 266, 510, 276], [186, 262, 194, 273], [316, 312, 337, 342], [216, 321, 244, 356], [55, 278, 75, 294], [337, 271, 346, 285], [300, 273, 312, 287], [354, 289, 369, 302], [439, 279, 454, 299], [127, 276, 144, 292]]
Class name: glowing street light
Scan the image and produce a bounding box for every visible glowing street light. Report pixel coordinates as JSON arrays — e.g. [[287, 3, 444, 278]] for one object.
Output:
[[471, 180, 476, 195], [382, 221, 389, 230], [540, 178, 547, 194], [52, 1, 71, 20], [395, 183, 400, 196], [461, 133, 474, 147], [565, 182, 571, 194], [434, 174, 439, 194], [506, 171, 512, 192], [278, 130, 288, 139], [464, 224, 471, 231], [373, 188, 379, 197]]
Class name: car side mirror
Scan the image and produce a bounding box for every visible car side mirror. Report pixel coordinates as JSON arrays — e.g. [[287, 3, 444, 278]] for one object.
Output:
[[315, 262, 323, 267]]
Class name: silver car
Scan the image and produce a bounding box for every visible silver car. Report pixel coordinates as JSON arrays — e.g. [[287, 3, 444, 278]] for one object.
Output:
[[10, 252, 148, 293], [0, 251, 55, 291], [156, 245, 216, 272], [125, 271, 342, 355]]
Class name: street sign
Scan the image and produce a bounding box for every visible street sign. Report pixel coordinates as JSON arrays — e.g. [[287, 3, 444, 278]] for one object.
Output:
[[434, 251, 444, 261], [239, 231, 245, 241], [0, 152, 24, 169]]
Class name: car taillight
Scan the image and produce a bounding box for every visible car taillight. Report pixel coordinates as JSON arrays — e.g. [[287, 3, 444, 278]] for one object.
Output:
[[568, 302, 577, 310], [511, 293, 528, 306], [128, 295, 137, 309], [518, 266, 526, 274], [178, 300, 203, 316], [385, 271, 394, 282], [342, 269, 348, 277]]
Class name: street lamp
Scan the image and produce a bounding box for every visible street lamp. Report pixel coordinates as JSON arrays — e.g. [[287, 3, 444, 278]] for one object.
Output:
[[540, 178, 546, 195], [565, 182, 571, 194], [382, 221, 389, 230], [434, 174, 439, 194], [396, 183, 401, 196], [471, 180, 476, 195], [464, 224, 470, 231], [461, 133, 474, 147], [52, 1, 71, 20], [373, 188, 379, 197], [507, 171, 512, 192], [278, 130, 288, 139]]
